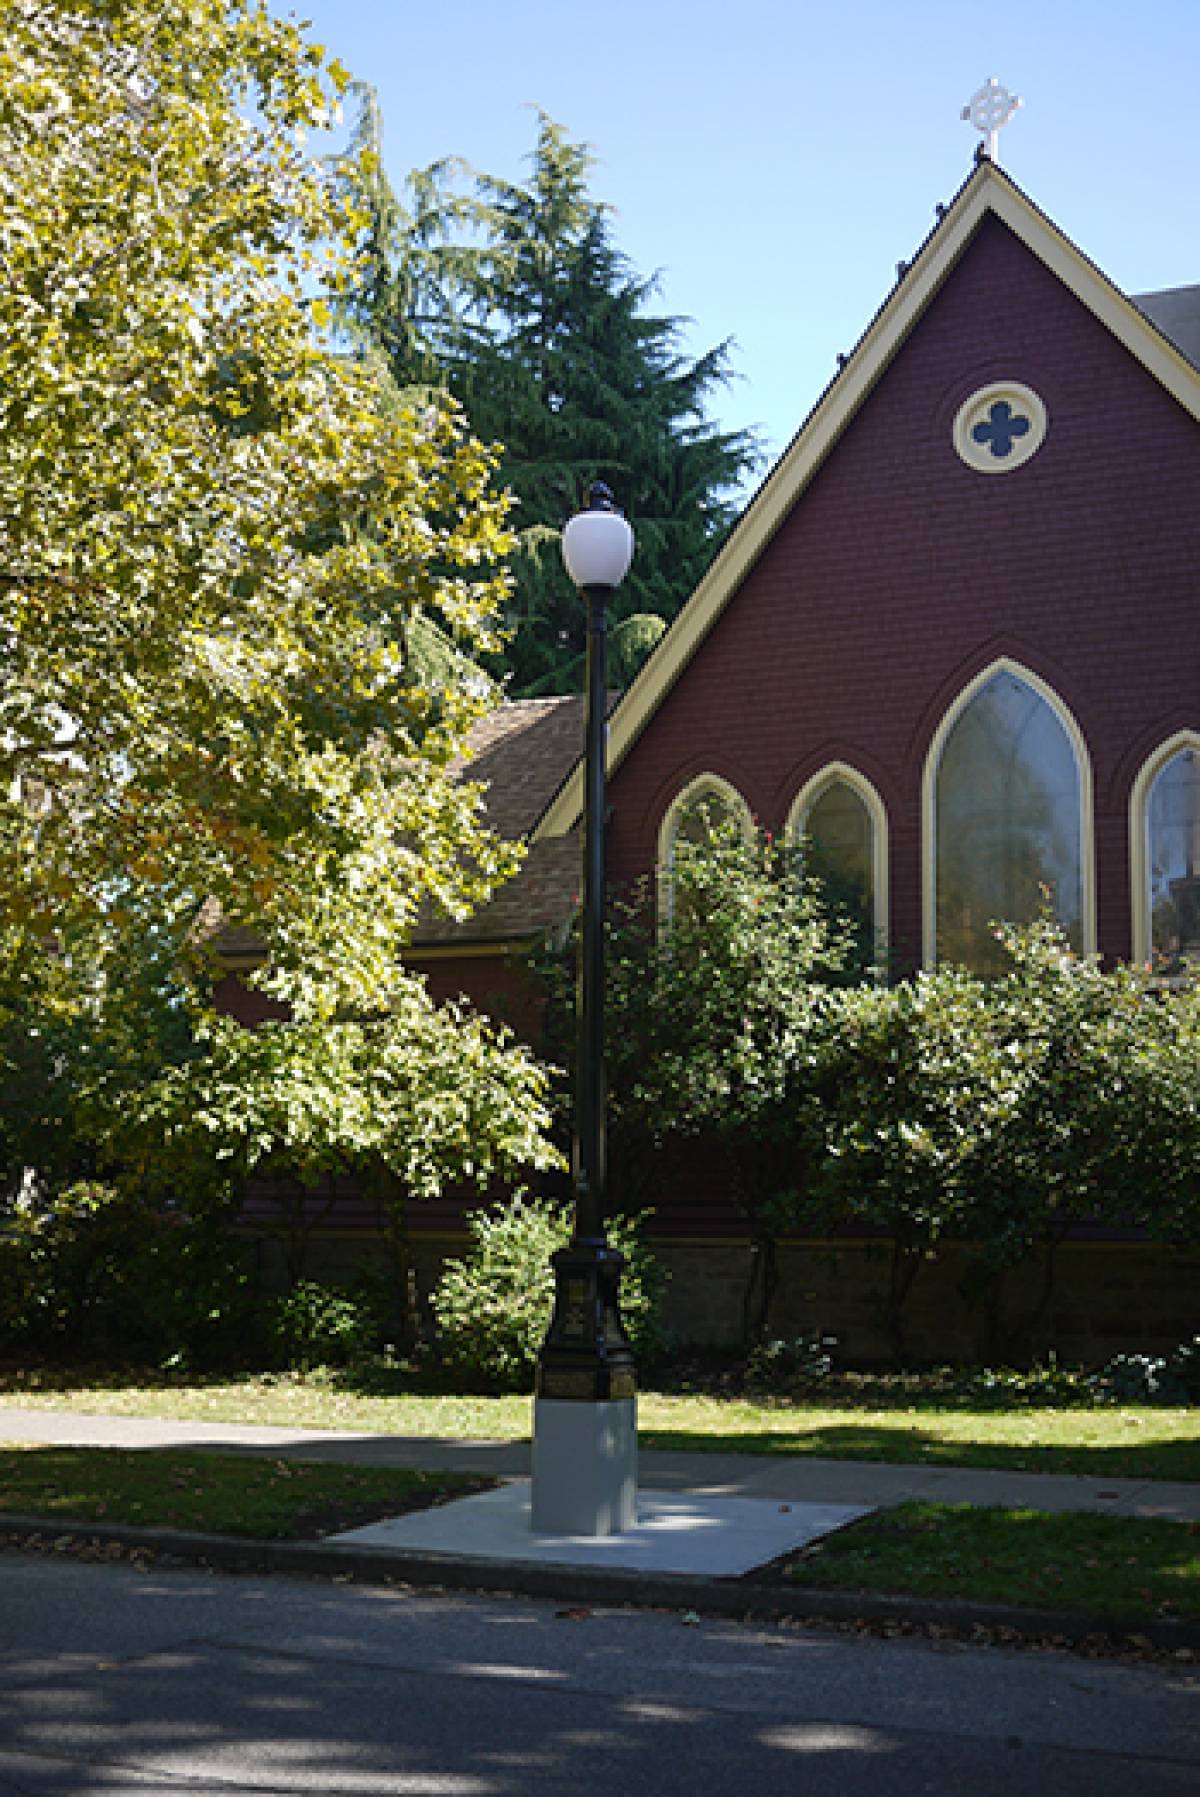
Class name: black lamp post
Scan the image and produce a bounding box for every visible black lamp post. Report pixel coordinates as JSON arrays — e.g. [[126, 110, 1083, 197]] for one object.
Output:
[[531, 482, 637, 1537]]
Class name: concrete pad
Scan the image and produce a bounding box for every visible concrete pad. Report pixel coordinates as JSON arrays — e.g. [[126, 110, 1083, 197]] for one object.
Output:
[[330, 1480, 870, 1577]]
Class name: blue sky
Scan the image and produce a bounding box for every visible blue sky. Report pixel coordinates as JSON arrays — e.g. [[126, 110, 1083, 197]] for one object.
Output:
[[283, 0, 1199, 468]]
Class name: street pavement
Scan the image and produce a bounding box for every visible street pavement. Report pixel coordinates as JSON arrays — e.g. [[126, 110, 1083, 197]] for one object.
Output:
[[1, 1552, 1198, 1794]]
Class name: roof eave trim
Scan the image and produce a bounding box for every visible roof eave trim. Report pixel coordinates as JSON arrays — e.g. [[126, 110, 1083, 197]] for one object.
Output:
[[534, 161, 1200, 842]]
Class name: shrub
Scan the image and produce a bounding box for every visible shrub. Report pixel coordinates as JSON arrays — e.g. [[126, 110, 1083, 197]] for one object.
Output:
[[1168, 1336, 1200, 1403], [1099, 1340, 1200, 1406], [0, 1181, 257, 1368], [938, 1363, 1101, 1408], [745, 1331, 836, 1393], [267, 1278, 383, 1371], [128, 1215, 259, 1371], [430, 1195, 669, 1392], [1099, 1353, 1189, 1406]]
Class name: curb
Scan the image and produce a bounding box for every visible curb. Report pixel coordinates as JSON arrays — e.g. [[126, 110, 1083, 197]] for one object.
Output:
[[3, 1514, 1198, 1658]]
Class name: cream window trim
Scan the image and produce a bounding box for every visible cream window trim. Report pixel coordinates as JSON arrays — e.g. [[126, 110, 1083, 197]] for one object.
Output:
[[656, 773, 753, 934], [787, 761, 889, 955], [953, 381, 1048, 474], [921, 658, 1096, 968], [533, 160, 1200, 848], [1128, 730, 1200, 967]]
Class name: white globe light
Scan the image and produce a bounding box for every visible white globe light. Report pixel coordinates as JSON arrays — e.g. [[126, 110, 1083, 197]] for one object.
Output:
[[562, 507, 634, 591]]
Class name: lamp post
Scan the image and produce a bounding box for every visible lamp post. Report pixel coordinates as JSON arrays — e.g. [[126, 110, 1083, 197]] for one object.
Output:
[[531, 482, 637, 1537]]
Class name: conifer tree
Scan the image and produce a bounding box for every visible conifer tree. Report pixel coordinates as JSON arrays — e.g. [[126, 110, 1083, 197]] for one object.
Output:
[[339, 103, 762, 695]]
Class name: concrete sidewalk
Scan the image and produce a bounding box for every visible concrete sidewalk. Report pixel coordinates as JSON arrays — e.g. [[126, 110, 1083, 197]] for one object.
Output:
[[4, 1403, 1198, 1522], [5, 1403, 1200, 1651]]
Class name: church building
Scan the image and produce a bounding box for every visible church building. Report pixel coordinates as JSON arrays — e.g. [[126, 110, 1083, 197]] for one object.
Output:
[[224, 149, 1200, 1360], [400, 152, 1200, 1358]]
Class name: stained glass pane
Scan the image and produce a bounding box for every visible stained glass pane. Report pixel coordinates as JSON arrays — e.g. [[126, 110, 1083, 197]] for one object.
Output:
[[1148, 749, 1200, 969], [936, 672, 1082, 974], [673, 788, 738, 852], [803, 780, 874, 938], [665, 785, 744, 930]]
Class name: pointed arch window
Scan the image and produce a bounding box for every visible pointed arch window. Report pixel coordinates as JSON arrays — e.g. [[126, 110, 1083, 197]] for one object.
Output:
[[925, 665, 1092, 973], [788, 765, 887, 958], [1131, 735, 1200, 973], [657, 774, 752, 932]]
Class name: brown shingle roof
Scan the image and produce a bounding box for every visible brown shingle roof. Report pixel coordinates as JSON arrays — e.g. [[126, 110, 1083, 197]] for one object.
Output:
[[454, 696, 585, 839], [414, 696, 595, 948], [208, 697, 592, 965]]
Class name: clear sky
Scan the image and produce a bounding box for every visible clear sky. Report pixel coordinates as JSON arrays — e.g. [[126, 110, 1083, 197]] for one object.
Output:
[[282, 0, 1198, 468]]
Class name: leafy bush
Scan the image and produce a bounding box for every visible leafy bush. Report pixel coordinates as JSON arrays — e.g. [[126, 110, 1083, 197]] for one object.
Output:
[[1099, 1340, 1200, 1406], [745, 1331, 836, 1393], [430, 1195, 669, 1392], [1099, 1353, 1188, 1405], [127, 1215, 259, 1371], [267, 1279, 383, 1371], [1168, 1336, 1200, 1403], [0, 1182, 257, 1368], [937, 1363, 1101, 1409]]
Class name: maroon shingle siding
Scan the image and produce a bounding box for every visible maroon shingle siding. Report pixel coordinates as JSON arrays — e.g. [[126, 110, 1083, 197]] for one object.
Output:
[[416, 952, 549, 1043], [604, 215, 1200, 967]]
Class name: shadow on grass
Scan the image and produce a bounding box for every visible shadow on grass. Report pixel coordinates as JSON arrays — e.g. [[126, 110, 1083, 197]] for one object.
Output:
[[4, 1363, 1198, 1483], [0, 1443, 487, 1539], [637, 1421, 1200, 1483], [0, 1359, 498, 1402]]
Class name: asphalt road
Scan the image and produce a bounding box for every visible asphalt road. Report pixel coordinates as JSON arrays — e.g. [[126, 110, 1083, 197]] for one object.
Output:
[[1, 1555, 1197, 1795]]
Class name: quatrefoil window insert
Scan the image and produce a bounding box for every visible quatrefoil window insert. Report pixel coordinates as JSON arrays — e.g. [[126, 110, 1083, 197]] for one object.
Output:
[[953, 382, 1047, 474]]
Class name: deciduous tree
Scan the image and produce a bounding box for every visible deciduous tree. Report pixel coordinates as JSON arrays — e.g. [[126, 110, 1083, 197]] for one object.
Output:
[[0, 0, 516, 1013]]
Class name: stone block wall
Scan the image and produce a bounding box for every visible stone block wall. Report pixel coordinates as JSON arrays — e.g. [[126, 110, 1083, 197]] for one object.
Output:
[[277, 1223, 1198, 1369]]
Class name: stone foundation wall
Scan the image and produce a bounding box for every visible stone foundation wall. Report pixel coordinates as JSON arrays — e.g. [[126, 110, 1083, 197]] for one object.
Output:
[[653, 1236, 1200, 1366], [274, 1227, 1199, 1368]]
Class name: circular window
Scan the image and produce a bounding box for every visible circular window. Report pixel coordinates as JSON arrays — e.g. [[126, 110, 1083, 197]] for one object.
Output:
[[953, 382, 1047, 474]]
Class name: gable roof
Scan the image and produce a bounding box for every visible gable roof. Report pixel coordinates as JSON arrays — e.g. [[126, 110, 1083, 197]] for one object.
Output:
[[1134, 285, 1200, 370], [412, 696, 587, 949], [534, 157, 1200, 842], [215, 699, 591, 967], [455, 696, 587, 840]]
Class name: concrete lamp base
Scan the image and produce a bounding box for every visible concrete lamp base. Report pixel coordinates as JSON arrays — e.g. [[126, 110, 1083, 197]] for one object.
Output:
[[530, 1397, 637, 1536]]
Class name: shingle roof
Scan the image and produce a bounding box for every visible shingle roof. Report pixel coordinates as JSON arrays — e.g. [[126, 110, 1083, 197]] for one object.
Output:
[[1134, 286, 1200, 371], [454, 696, 586, 839], [414, 695, 592, 948]]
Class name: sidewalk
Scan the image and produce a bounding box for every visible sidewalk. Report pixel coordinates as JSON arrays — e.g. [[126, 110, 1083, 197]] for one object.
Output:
[[3, 1403, 1198, 1521], [4, 1404, 1199, 1651]]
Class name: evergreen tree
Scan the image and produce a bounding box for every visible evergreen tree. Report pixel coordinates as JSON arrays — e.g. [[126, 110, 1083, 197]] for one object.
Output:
[[339, 103, 762, 695]]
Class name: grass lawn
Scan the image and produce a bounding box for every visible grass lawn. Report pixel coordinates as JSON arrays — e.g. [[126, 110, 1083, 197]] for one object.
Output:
[[0, 1442, 487, 1540], [3, 1367, 1199, 1482], [2, 1443, 1196, 1629], [785, 1503, 1200, 1624]]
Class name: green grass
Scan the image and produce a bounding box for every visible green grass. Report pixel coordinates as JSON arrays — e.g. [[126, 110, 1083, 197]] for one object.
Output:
[[638, 1394, 1200, 1481], [3, 1367, 1199, 1481], [2, 1442, 1196, 1630], [786, 1503, 1200, 1623], [0, 1443, 485, 1540]]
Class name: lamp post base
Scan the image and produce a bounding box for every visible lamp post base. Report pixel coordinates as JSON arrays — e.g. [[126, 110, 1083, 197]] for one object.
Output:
[[531, 1396, 637, 1536]]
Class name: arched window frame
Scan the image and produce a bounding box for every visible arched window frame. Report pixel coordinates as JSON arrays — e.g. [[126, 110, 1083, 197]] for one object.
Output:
[[656, 773, 753, 934], [1129, 730, 1200, 969], [786, 762, 888, 955], [921, 658, 1095, 969]]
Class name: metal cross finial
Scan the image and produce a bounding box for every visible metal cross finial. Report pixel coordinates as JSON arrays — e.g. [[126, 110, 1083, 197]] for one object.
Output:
[[961, 77, 1022, 162]]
